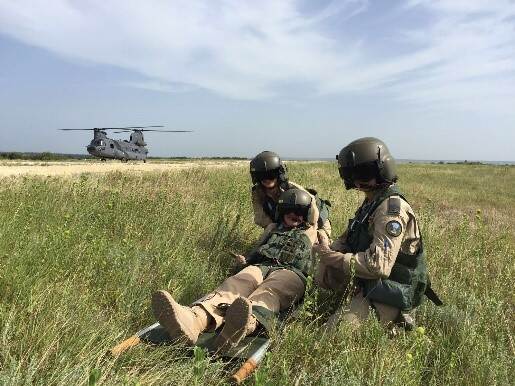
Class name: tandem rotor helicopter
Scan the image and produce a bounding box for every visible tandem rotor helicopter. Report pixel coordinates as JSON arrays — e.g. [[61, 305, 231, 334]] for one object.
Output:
[[60, 126, 192, 162]]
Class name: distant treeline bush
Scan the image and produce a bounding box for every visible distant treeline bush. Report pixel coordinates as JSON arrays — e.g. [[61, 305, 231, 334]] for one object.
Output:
[[148, 156, 248, 160], [1, 153, 248, 161], [432, 160, 513, 166], [0, 152, 90, 161]]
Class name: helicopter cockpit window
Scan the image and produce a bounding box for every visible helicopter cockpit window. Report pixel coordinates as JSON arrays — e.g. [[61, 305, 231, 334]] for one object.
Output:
[[110, 143, 114, 149], [95, 140, 105, 146]]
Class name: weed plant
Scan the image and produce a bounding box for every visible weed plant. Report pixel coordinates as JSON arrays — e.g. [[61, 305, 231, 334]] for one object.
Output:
[[0, 163, 513, 385]]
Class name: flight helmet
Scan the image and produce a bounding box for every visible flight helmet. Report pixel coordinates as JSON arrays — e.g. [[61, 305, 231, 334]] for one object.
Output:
[[276, 188, 312, 222], [336, 137, 397, 190], [250, 151, 288, 186]]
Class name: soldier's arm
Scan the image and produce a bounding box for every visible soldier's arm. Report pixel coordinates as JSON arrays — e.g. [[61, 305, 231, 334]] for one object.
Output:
[[303, 224, 319, 246], [252, 187, 274, 228], [314, 198, 410, 280], [307, 194, 319, 228], [352, 197, 409, 279], [245, 251, 261, 265], [352, 198, 411, 279], [311, 230, 348, 265], [244, 227, 275, 265], [329, 230, 349, 252]]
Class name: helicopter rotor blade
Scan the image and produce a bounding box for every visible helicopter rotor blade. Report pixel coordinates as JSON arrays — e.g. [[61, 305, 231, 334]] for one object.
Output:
[[59, 126, 191, 133], [136, 130, 193, 132], [101, 126, 164, 130], [59, 125, 164, 131]]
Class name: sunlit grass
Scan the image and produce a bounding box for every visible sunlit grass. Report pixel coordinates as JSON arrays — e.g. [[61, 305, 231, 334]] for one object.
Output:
[[0, 163, 513, 385]]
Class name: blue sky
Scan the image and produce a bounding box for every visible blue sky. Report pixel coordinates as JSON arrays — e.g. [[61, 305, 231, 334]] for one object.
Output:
[[0, 0, 514, 160]]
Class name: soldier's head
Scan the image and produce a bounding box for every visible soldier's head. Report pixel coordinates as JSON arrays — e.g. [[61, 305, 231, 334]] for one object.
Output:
[[250, 151, 288, 190], [276, 189, 312, 228], [336, 137, 397, 191]]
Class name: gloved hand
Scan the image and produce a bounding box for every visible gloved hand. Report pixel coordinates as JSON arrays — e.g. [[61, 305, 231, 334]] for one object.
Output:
[[232, 253, 247, 265], [317, 229, 330, 247]]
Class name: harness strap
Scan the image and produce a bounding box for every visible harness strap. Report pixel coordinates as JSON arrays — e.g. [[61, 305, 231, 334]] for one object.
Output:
[[252, 305, 276, 332], [424, 285, 443, 306]]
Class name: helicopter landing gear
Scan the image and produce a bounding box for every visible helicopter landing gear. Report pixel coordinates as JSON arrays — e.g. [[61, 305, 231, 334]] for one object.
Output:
[[121, 158, 128, 163], [143, 159, 146, 163], [101, 158, 106, 162]]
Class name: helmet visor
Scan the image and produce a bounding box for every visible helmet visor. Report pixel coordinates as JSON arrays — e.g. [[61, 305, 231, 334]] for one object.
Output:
[[253, 169, 280, 182], [339, 162, 378, 182], [281, 205, 308, 218]]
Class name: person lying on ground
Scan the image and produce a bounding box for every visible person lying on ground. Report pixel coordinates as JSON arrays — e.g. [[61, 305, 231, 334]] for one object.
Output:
[[152, 188, 319, 352]]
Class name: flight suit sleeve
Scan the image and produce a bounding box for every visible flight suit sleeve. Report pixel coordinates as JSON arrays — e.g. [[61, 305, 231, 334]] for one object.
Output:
[[307, 195, 320, 228], [251, 187, 274, 228], [312, 230, 350, 290], [313, 198, 411, 280], [303, 224, 319, 246], [329, 230, 349, 252]]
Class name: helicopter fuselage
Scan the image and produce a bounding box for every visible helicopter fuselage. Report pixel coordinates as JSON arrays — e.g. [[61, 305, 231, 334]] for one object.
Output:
[[60, 126, 190, 161], [86, 131, 148, 161]]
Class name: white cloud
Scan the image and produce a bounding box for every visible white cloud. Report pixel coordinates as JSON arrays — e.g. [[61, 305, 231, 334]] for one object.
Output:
[[0, 0, 364, 98], [0, 0, 514, 113]]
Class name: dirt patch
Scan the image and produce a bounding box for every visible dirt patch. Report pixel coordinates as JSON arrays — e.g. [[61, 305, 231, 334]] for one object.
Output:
[[0, 160, 247, 178]]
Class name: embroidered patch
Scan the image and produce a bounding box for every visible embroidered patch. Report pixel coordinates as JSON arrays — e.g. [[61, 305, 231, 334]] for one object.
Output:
[[386, 220, 402, 237], [387, 197, 401, 215]]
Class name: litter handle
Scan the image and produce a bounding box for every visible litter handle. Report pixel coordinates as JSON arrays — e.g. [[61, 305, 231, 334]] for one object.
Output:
[[230, 359, 258, 384], [230, 338, 270, 383], [109, 335, 141, 356]]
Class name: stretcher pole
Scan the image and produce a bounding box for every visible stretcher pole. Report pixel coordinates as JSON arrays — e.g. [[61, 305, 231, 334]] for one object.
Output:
[[230, 339, 270, 384]]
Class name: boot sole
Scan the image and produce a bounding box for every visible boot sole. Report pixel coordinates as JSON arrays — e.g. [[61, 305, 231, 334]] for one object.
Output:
[[214, 297, 252, 352], [151, 290, 197, 346]]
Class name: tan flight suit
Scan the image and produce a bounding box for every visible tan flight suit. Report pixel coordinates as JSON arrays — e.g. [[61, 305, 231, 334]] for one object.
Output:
[[252, 181, 332, 237], [313, 191, 421, 326], [193, 225, 318, 330]]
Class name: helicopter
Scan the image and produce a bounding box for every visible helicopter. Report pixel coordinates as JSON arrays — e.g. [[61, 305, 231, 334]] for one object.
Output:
[[60, 126, 192, 162]]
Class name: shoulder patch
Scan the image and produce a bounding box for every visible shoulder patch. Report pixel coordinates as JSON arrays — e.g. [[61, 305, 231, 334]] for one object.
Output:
[[386, 220, 403, 237], [387, 197, 401, 215]]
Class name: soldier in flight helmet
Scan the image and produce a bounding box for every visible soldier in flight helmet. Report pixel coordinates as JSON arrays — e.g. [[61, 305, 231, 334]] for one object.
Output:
[[275, 188, 313, 225], [250, 150, 332, 238], [249, 150, 289, 189], [337, 137, 398, 190], [152, 189, 319, 352], [314, 137, 441, 331]]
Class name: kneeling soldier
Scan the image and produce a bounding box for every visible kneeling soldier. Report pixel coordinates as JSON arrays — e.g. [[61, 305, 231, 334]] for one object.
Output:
[[314, 137, 441, 329], [152, 188, 318, 351]]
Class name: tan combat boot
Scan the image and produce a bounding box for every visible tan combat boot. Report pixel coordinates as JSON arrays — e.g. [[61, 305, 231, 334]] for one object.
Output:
[[213, 296, 257, 352], [151, 290, 207, 345]]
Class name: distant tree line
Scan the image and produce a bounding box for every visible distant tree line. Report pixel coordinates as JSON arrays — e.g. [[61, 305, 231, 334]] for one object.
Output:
[[148, 156, 248, 160], [0, 152, 91, 160], [433, 160, 484, 165], [0, 152, 248, 161]]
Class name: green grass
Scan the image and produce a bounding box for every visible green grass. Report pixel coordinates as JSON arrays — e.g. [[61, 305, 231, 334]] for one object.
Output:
[[0, 163, 514, 385]]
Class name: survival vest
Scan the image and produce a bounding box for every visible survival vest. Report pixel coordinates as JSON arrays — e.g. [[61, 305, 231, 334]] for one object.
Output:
[[256, 225, 313, 279], [262, 194, 277, 221], [346, 185, 441, 311]]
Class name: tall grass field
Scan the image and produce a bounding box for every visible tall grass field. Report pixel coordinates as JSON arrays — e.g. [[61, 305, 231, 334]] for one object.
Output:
[[0, 162, 513, 385]]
